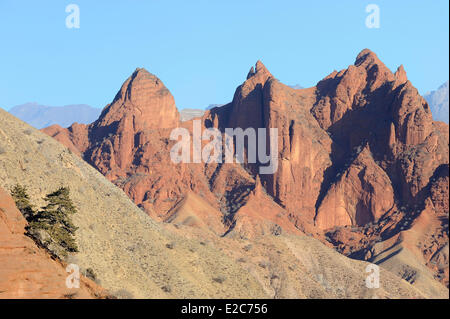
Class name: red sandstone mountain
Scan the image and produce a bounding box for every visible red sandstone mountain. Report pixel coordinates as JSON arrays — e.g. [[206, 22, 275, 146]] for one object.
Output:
[[42, 49, 449, 290]]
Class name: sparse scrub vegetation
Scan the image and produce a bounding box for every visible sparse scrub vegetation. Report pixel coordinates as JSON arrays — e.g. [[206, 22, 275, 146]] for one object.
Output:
[[11, 184, 35, 220], [85, 268, 97, 282], [161, 285, 171, 293], [212, 276, 226, 284]]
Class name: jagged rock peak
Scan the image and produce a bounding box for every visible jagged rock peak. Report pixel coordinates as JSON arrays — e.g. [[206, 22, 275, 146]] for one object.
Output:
[[255, 60, 267, 73], [253, 175, 263, 197], [117, 67, 169, 101], [354, 49, 394, 77], [247, 66, 255, 79], [352, 143, 375, 165], [96, 67, 180, 130], [394, 64, 408, 84], [352, 48, 396, 89], [246, 60, 273, 80], [354, 48, 382, 67]]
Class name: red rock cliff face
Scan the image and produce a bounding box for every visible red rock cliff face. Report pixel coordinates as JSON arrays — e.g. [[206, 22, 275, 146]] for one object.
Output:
[[42, 50, 449, 275], [97, 68, 180, 130], [315, 144, 395, 229], [308, 49, 448, 229], [89, 68, 180, 178], [45, 69, 229, 219], [205, 62, 332, 221]]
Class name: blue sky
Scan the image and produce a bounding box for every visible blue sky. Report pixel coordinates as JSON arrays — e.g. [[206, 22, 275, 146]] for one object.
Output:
[[0, 0, 448, 111]]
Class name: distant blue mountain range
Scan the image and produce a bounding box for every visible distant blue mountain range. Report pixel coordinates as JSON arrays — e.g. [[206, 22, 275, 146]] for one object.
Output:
[[9, 103, 102, 129], [424, 81, 449, 124]]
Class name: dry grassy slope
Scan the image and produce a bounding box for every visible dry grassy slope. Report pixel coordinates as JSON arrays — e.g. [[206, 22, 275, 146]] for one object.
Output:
[[165, 194, 429, 298], [0, 109, 430, 298], [0, 109, 266, 298], [283, 235, 432, 298], [371, 241, 448, 298], [371, 208, 449, 298], [167, 219, 427, 298], [164, 191, 226, 235]]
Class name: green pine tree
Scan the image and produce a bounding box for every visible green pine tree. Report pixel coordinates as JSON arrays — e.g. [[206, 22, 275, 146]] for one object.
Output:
[[30, 187, 79, 254], [10, 184, 35, 221]]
